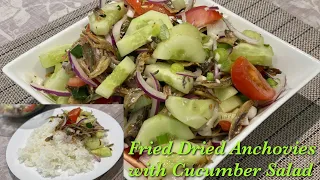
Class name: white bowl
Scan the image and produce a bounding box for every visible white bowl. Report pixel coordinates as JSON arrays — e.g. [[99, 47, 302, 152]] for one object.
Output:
[[2, 0, 320, 179]]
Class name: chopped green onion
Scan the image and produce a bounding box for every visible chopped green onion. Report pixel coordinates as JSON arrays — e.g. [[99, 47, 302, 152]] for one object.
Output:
[[213, 48, 229, 62], [86, 123, 93, 128], [170, 63, 184, 73], [267, 78, 278, 87], [156, 133, 170, 145], [207, 72, 214, 81], [217, 43, 233, 49], [70, 44, 83, 58], [238, 93, 249, 102]]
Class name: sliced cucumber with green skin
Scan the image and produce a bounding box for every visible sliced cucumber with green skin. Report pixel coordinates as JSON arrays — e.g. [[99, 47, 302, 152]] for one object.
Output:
[[214, 86, 238, 101], [148, 140, 207, 175], [219, 96, 243, 113], [153, 35, 207, 63], [229, 43, 274, 66], [242, 30, 264, 46], [44, 67, 72, 91], [39, 44, 71, 68], [125, 10, 173, 36], [91, 147, 112, 157], [166, 96, 216, 129], [170, 23, 201, 41], [144, 62, 194, 94], [117, 23, 160, 57], [96, 57, 135, 98], [84, 137, 103, 150], [130, 95, 152, 112], [89, 2, 126, 36], [135, 114, 195, 146]]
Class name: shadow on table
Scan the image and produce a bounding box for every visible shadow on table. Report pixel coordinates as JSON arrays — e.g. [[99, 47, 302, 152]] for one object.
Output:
[[206, 93, 320, 180]]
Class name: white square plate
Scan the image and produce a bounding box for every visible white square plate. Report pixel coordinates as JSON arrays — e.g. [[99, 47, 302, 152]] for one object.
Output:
[[3, 0, 320, 179]]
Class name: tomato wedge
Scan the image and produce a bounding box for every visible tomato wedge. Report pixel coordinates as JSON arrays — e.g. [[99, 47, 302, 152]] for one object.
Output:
[[186, 6, 223, 28], [24, 104, 36, 112], [231, 57, 276, 101], [67, 77, 86, 87], [67, 107, 81, 124], [126, 0, 173, 16], [219, 120, 231, 132]]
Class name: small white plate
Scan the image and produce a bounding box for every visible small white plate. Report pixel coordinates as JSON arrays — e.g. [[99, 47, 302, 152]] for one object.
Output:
[[6, 106, 124, 180]]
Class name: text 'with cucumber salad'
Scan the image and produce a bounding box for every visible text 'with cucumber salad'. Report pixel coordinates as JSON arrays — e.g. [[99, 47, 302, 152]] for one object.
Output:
[[29, 0, 287, 178]]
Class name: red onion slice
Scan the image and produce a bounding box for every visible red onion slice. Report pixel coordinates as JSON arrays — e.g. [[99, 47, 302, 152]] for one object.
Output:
[[68, 51, 98, 87], [135, 48, 149, 53], [214, 63, 220, 79], [76, 118, 87, 126], [126, 6, 135, 18], [149, 73, 161, 117], [212, 141, 222, 147], [136, 72, 167, 102], [113, 15, 127, 42], [139, 152, 150, 166], [223, 19, 259, 45], [106, 34, 113, 45], [93, 154, 101, 162], [30, 83, 71, 97]]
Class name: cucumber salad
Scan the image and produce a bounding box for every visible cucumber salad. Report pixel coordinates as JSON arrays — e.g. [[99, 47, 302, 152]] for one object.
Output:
[[30, 0, 287, 176]]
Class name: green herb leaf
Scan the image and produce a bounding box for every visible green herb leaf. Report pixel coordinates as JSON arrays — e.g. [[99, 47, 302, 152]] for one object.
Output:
[[117, 5, 121, 11], [70, 86, 89, 101], [86, 123, 93, 128], [156, 133, 170, 145], [70, 44, 83, 58]]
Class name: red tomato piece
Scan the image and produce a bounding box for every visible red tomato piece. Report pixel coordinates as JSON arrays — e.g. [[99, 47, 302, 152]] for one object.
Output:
[[126, 0, 173, 15], [67, 77, 87, 87], [186, 6, 223, 28], [67, 107, 81, 124], [231, 57, 276, 101]]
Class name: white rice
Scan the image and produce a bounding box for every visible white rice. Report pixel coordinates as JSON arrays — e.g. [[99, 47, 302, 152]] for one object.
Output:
[[18, 118, 95, 177]]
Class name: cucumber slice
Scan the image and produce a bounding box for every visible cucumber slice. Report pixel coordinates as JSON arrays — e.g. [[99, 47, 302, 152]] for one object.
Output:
[[91, 147, 112, 157], [165, 96, 216, 129], [39, 44, 71, 68], [152, 35, 206, 63], [89, 2, 126, 36], [214, 86, 238, 101], [219, 96, 243, 113], [144, 62, 194, 94], [242, 30, 264, 46], [96, 57, 135, 98], [135, 114, 195, 146], [171, 0, 186, 11], [125, 10, 173, 36], [170, 23, 201, 41], [148, 140, 206, 174], [117, 23, 160, 57], [56, 97, 69, 104], [44, 68, 72, 91], [229, 43, 274, 66], [84, 137, 103, 150]]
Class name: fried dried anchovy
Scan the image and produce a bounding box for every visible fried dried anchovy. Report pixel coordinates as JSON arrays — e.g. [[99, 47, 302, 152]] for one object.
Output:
[[217, 30, 238, 46], [93, 7, 106, 20], [89, 56, 111, 78], [192, 133, 228, 140], [82, 43, 95, 72], [136, 52, 150, 73], [120, 19, 131, 39], [199, 58, 214, 74], [163, 85, 172, 96], [193, 90, 220, 103], [125, 108, 148, 138], [115, 87, 130, 96], [124, 88, 145, 109], [45, 136, 53, 142], [228, 100, 254, 140], [78, 59, 91, 75], [195, 76, 232, 89]]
